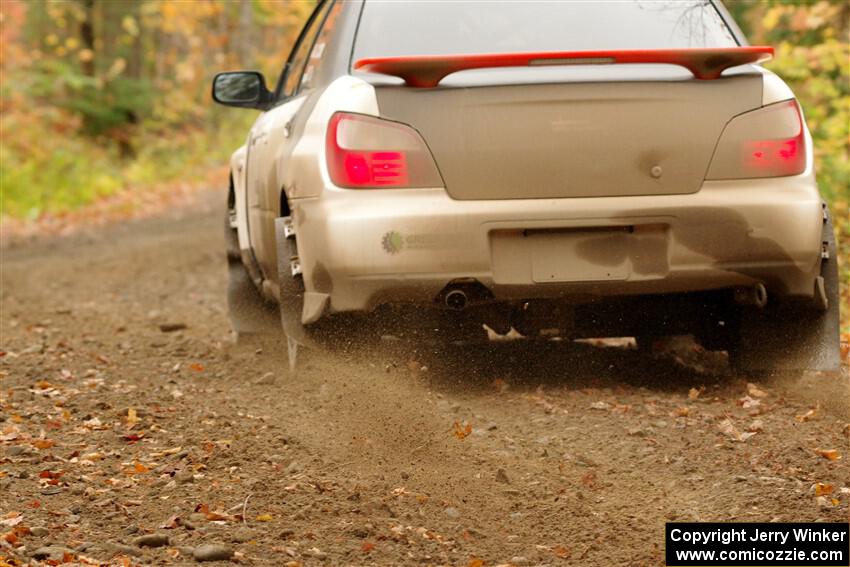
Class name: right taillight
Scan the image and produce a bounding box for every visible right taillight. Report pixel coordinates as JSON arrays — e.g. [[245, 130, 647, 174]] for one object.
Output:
[[706, 99, 806, 180], [325, 112, 443, 189]]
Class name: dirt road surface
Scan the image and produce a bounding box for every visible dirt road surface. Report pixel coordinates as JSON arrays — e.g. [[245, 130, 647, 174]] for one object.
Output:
[[2, 191, 848, 566]]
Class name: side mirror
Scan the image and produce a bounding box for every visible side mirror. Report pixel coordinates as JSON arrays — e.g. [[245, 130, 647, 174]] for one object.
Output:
[[212, 71, 273, 109]]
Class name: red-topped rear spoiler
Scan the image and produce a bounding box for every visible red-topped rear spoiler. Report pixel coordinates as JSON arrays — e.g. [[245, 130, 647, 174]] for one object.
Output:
[[354, 47, 773, 88]]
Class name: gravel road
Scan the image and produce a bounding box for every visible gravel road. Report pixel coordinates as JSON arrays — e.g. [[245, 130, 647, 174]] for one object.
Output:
[[1, 191, 847, 566]]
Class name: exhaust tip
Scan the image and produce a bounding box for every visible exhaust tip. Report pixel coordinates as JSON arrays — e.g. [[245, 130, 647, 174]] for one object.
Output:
[[734, 283, 768, 308], [445, 289, 469, 310]]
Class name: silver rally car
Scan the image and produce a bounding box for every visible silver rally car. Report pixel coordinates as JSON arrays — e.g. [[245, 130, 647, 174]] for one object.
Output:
[[213, 0, 840, 373]]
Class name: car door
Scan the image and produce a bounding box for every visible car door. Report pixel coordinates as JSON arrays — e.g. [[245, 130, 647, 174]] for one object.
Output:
[[244, 0, 333, 285]]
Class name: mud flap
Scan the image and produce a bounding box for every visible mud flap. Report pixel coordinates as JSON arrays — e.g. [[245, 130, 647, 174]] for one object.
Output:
[[274, 217, 311, 347], [733, 206, 841, 374]]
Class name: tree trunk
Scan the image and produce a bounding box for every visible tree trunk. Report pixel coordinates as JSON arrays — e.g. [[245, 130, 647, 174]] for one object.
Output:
[[79, 0, 95, 77]]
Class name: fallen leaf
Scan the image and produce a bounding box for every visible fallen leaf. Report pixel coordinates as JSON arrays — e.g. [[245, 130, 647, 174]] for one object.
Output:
[[747, 383, 768, 398], [38, 470, 63, 480], [205, 511, 236, 522], [453, 421, 472, 440], [815, 449, 841, 461], [672, 407, 690, 417], [795, 408, 817, 423], [589, 401, 611, 411], [160, 515, 183, 529], [361, 542, 375, 552], [814, 483, 834, 496], [737, 396, 760, 409], [467, 559, 485, 567], [580, 471, 597, 489], [32, 439, 55, 450], [255, 514, 273, 522], [189, 363, 205, 372], [553, 545, 571, 559], [126, 408, 139, 426], [688, 387, 702, 400], [718, 418, 755, 442], [123, 433, 145, 442], [0, 515, 23, 527]]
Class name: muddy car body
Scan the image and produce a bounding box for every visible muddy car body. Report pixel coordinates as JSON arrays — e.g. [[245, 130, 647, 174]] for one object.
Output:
[[214, 0, 840, 372]]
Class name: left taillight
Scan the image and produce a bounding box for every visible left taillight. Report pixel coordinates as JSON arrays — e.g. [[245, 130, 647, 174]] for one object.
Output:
[[325, 112, 443, 189], [706, 99, 806, 180]]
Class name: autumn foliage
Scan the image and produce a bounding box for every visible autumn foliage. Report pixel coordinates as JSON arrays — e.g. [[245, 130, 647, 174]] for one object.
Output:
[[0, 0, 312, 219]]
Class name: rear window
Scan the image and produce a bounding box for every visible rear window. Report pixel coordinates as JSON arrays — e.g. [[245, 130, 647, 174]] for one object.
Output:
[[353, 0, 738, 61]]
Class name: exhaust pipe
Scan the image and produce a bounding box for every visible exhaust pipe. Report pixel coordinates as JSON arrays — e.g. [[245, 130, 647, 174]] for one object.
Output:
[[445, 289, 469, 310], [735, 283, 768, 308]]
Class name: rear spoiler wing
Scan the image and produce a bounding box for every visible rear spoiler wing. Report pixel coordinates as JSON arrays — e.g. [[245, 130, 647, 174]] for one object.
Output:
[[354, 47, 774, 88]]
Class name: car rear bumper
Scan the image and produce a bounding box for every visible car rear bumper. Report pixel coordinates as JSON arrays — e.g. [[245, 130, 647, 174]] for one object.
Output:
[[290, 173, 823, 318]]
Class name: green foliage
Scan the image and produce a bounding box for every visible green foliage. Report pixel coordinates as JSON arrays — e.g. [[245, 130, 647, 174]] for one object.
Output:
[[28, 58, 154, 137], [0, 109, 254, 219]]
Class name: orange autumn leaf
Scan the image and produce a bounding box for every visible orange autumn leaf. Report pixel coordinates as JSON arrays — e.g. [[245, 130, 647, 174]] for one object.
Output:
[[255, 513, 273, 522], [553, 545, 571, 559], [32, 439, 55, 449], [361, 541, 375, 552], [189, 363, 205, 372], [38, 470, 63, 480], [815, 448, 841, 461], [815, 483, 834, 496], [205, 511, 236, 522], [467, 559, 485, 567], [453, 421, 472, 440]]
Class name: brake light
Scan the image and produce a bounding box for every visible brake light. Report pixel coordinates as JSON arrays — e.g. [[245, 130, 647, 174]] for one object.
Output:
[[706, 100, 806, 180], [326, 112, 443, 188]]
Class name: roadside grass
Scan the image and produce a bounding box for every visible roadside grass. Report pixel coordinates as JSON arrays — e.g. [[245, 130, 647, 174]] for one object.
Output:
[[0, 110, 254, 219]]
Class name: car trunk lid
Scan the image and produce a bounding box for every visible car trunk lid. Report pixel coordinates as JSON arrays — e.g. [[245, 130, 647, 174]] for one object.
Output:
[[372, 69, 764, 200]]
